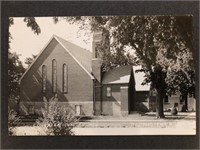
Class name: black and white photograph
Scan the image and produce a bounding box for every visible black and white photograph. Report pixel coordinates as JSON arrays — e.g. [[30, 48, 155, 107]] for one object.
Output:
[[8, 16, 196, 136]]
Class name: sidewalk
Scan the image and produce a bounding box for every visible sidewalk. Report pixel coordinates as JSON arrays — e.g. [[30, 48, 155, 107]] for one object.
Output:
[[73, 112, 196, 135], [77, 111, 196, 128], [175, 112, 196, 130], [12, 111, 196, 136]]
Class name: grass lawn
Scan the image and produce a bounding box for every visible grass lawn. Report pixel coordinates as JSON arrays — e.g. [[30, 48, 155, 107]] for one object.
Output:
[[10, 111, 196, 136]]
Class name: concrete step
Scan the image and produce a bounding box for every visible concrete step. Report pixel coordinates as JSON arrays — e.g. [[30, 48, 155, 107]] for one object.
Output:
[[77, 120, 177, 128]]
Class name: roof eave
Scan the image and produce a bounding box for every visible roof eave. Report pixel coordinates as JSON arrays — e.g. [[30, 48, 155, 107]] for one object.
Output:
[[19, 35, 95, 83], [54, 36, 94, 80], [19, 35, 56, 83]]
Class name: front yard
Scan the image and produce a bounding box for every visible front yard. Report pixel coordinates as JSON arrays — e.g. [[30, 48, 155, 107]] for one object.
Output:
[[11, 111, 196, 136]]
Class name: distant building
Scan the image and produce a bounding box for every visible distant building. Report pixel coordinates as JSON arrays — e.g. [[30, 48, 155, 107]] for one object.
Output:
[[133, 66, 196, 112]]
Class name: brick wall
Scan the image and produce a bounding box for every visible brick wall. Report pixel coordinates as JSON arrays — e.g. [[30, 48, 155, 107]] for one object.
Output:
[[135, 102, 150, 112], [101, 101, 121, 116], [135, 91, 150, 102], [19, 101, 94, 116], [20, 38, 93, 115], [93, 81, 102, 115], [120, 86, 129, 116], [102, 84, 126, 102], [101, 84, 130, 116]]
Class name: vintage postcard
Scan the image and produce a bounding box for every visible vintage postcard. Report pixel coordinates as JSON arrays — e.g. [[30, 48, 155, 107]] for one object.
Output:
[[8, 16, 196, 136]]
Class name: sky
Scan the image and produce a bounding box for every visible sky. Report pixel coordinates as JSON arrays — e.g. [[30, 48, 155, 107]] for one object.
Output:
[[9, 17, 149, 90], [9, 17, 93, 67]]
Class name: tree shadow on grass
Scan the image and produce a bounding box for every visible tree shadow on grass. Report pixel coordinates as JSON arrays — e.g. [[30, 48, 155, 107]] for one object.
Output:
[[163, 115, 185, 120], [79, 116, 94, 122], [141, 113, 187, 120]]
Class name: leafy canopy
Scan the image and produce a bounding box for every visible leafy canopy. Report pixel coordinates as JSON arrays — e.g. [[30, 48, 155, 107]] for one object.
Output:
[[8, 51, 25, 100], [8, 17, 41, 102], [54, 16, 194, 95]]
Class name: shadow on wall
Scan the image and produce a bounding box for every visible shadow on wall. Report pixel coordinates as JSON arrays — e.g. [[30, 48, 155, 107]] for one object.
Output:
[[135, 102, 149, 112], [102, 84, 123, 116], [21, 71, 69, 101], [20, 71, 75, 115], [102, 100, 121, 116]]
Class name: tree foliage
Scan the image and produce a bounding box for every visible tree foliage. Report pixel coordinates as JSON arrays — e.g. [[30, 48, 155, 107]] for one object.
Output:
[[36, 96, 79, 136], [8, 108, 21, 135], [24, 54, 37, 67], [23, 17, 41, 35], [54, 16, 195, 118], [8, 51, 25, 102], [8, 17, 41, 104], [9, 17, 41, 50]]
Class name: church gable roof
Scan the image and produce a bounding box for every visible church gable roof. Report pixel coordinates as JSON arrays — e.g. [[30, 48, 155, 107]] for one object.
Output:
[[102, 65, 133, 84], [19, 35, 94, 82], [54, 35, 92, 73]]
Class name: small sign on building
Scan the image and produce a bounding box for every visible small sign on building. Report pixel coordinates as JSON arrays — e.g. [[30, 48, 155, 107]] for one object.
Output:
[[75, 105, 81, 115]]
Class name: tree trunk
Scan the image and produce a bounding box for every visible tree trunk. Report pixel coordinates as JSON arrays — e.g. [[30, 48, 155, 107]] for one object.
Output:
[[17, 100, 20, 115], [184, 93, 188, 110], [155, 89, 165, 118]]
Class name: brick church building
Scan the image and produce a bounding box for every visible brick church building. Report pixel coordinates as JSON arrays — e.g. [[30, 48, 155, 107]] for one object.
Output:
[[19, 31, 136, 116], [18, 31, 196, 117]]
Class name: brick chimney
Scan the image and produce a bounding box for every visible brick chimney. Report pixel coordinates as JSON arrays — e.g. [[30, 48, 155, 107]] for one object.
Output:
[[92, 31, 103, 82], [92, 30, 103, 115], [92, 29, 110, 115]]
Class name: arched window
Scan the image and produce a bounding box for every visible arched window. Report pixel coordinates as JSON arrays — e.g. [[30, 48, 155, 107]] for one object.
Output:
[[63, 64, 68, 93], [52, 59, 57, 93], [42, 65, 46, 93]]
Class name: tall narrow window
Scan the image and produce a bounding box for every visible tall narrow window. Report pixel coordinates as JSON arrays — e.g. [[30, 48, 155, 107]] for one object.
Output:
[[52, 59, 57, 93], [63, 64, 68, 93], [107, 87, 111, 97], [42, 65, 46, 93]]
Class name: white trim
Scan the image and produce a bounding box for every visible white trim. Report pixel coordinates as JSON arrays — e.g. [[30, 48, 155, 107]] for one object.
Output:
[[120, 86, 128, 89], [19, 35, 55, 83], [32, 75, 39, 85], [54, 36, 94, 79], [106, 86, 111, 97], [19, 35, 94, 83]]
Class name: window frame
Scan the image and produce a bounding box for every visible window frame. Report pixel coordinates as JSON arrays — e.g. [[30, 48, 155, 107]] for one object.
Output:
[[63, 64, 68, 93], [75, 105, 81, 115], [52, 59, 57, 93], [106, 86, 112, 97], [42, 65, 47, 93]]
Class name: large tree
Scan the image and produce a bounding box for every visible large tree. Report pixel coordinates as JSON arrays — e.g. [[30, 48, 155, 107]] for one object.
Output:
[[8, 17, 41, 110], [24, 54, 37, 67], [8, 51, 25, 104], [9, 17, 41, 49], [54, 16, 195, 118]]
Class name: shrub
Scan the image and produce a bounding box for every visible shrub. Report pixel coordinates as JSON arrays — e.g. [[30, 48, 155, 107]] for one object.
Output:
[[8, 108, 21, 135], [35, 96, 79, 136]]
